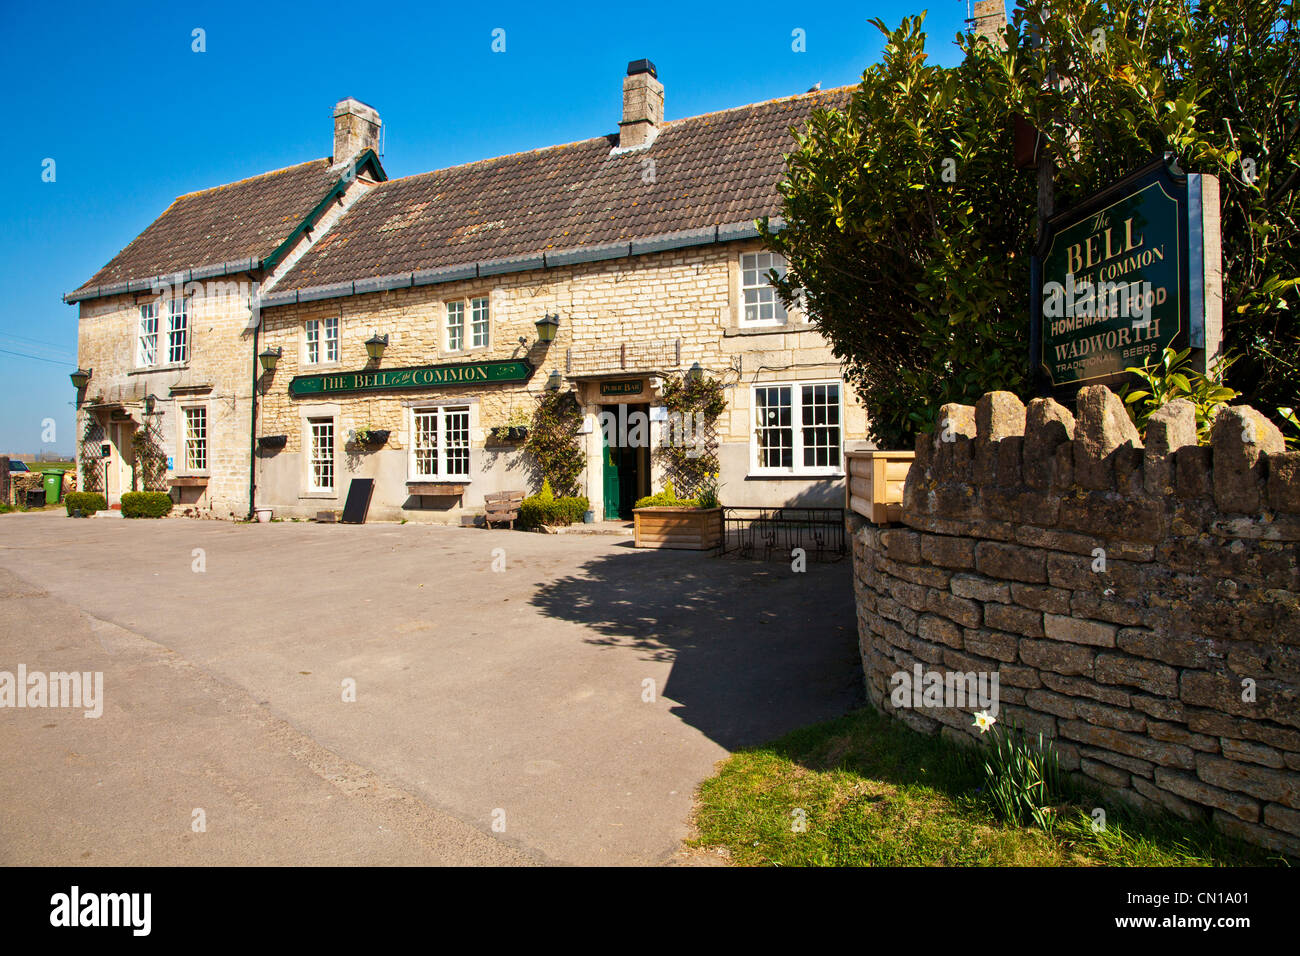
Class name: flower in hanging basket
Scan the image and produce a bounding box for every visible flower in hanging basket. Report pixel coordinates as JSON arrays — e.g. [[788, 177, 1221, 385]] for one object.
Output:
[[355, 428, 390, 446]]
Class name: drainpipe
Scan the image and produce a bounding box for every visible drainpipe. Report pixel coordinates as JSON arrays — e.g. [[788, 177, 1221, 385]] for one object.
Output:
[[248, 305, 259, 521]]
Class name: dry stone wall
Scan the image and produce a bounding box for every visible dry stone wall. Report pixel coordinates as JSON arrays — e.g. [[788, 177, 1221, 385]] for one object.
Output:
[[852, 385, 1300, 855]]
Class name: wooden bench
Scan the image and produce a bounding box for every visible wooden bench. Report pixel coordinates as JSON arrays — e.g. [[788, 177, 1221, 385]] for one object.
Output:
[[483, 490, 525, 529]]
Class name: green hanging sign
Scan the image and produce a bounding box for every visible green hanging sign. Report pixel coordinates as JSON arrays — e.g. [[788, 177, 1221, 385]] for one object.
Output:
[[1030, 155, 1222, 400], [289, 359, 532, 397]]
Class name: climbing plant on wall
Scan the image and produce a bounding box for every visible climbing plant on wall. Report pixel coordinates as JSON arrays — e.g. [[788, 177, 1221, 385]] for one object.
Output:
[[78, 416, 104, 493], [655, 374, 727, 498], [131, 414, 169, 492], [525, 390, 585, 498]]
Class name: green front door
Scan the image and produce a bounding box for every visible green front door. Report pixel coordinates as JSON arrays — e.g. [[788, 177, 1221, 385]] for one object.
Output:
[[603, 436, 623, 520], [601, 404, 645, 520]]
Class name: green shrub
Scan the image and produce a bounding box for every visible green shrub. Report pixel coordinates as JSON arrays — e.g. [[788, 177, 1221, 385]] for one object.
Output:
[[633, 480, 701, 510], [120, 491, 174, 518], [64, 492, 106, 516], [518, 484, 589, 529]]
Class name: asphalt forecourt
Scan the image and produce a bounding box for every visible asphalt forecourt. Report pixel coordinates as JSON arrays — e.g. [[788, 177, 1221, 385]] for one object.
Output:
[[0, 513, 862, 867]]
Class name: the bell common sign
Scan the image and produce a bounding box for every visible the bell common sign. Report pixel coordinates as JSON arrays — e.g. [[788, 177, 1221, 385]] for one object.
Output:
[[1031, 155, 1222, 397], [288, 359, 532, 397]]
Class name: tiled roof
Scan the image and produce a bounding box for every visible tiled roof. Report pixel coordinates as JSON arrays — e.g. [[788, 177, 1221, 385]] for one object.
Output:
[[68, 159, 347, 300], [275, 88, 851, 292]]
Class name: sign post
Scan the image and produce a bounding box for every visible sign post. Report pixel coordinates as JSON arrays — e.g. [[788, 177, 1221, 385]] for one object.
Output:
[[1031, 155, 1221, 402]]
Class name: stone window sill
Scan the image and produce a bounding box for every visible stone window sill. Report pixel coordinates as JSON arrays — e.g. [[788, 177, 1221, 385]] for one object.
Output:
[[723, 322, 816, 337], [745, 471, 845, 481], [130, 363, 189, 375]]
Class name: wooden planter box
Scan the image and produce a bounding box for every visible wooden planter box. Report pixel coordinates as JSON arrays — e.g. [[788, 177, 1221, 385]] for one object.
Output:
[[633, 506, 722, 550], [845, 450, 915, 524]]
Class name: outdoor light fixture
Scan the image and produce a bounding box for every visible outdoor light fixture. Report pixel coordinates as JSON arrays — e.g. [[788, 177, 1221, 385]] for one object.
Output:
[[365, 333, 389, 361], [70, 367, 91, 390], [535, 313, 560, 344], [546, 369, 563, 391], [259, 346, 283, 373], [143, 394, 156, 415], [686, 361, 704, 384]]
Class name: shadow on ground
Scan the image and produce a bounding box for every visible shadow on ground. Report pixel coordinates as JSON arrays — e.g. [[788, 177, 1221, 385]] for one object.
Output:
[[528, 547, 865, 750]]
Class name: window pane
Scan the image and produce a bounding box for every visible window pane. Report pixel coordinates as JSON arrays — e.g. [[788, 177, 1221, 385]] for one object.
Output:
[[446, 302, 464, 351], [739, 252, 787, 325], [310, 419, 334, 491], [167, 299, 188, 363], [324, 316, 339, 362], [755, 386, 793, 469], [800, 384, 840, 468], [184, 407, 207, 471], [413, 410, 438, 477], [470, 298, 489, 348], [443, 407, 470, 477], [138, 304, 158, 366], [305, 319, 319, 364]]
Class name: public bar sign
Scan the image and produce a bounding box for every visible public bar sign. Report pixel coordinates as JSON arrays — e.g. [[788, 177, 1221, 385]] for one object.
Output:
[[1030, 155, 1221, 398], [289, 359, 532, 397], [599, 379, 644, 397]]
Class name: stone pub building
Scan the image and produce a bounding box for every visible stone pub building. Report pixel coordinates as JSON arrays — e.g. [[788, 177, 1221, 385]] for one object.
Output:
[[69, 63, 868, 521]]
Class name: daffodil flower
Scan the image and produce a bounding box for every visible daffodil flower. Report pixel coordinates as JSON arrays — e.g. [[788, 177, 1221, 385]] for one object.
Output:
[[973, 711, 997, 734]]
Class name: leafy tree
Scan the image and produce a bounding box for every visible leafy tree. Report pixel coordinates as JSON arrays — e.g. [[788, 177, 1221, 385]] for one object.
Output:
[[764, 0, 1299, 446]]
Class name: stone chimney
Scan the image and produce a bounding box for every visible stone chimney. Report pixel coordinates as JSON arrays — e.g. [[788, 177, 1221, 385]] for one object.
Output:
[[333, 98, 381, 165], [618, 59, 663, 150], [969, 0, 1007, 45]]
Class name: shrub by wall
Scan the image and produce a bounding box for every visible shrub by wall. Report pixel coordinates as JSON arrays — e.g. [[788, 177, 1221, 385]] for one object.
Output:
[[518, 482, 589, 528], [852, 385, 1300, 857], [64, 492, 106, 516], [121, 491, 174, 518]]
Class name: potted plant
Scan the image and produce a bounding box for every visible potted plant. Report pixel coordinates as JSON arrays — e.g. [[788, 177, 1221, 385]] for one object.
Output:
[[354, 428, 390, 447], [632, 476, 722, 550]]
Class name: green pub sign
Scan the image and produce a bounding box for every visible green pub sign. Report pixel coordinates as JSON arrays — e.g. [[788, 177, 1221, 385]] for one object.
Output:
[[1031, 156, 1221, 399], [289, 359, 532, 397]]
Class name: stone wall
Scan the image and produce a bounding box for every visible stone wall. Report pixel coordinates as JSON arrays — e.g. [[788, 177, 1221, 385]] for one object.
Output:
[[852, 385, 1300, 856]]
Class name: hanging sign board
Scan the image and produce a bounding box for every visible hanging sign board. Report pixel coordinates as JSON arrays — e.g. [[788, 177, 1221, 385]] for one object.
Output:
[[1030, 155, 1221, 401]]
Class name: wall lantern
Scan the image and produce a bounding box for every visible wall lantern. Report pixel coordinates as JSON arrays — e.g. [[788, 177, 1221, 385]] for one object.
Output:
[[365, 333, 389, 361], [545, 369, 563, 391], [70, 367, 92, 390], [143, 394, 156, 415], [259, 346, 283, 373], [535, 313, 560, 344], [686, 361, 704, 384]]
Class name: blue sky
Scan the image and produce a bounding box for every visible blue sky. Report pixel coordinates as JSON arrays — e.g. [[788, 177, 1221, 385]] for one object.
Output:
[[0, 0, 975, 456]]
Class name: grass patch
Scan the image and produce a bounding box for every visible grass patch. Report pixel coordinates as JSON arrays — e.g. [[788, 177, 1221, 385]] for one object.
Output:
[[691, 707, 1285, 866]]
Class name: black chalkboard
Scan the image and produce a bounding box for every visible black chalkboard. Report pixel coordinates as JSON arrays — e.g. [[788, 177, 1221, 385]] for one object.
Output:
[[340, 478, 374, 524]]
